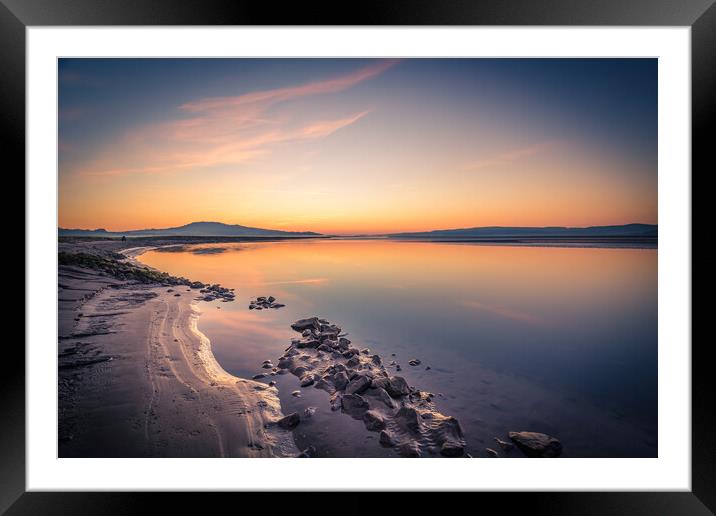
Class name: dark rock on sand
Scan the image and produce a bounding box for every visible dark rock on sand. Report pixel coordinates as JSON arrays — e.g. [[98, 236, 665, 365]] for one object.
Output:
[[278, 412, 300, 429], [508, 431, 563, 457], [485, 448, 498, 457], [440, 441, 465, 457], [397, 441, 421, 457], [341, 393, 369, 415], [372, 376, 410, 398], [395, 406, 423, 433], [333, 371, 349, 390], [408, 358, 421, 366], [275, 316, 466, 458], [291, 317, 320, 332], [345, 374, 371, 394], [494, 437, 514, 451], [363, 410, 386, 431], [379, 430, 397, 447], [299, 375, 315, 387]]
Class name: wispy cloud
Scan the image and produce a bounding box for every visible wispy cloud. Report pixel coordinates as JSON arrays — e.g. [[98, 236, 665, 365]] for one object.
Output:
[[75, 60, 398, 178], [463, 141, 562, 172]]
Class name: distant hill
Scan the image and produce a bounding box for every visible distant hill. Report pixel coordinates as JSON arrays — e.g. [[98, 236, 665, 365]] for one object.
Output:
[[388, 223, 658, 239], [59, 221, 322, 238]]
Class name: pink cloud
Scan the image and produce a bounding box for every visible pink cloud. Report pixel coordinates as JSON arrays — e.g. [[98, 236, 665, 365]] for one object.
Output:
[[464, 140, 563, 172], [74, 60, 397, 178]]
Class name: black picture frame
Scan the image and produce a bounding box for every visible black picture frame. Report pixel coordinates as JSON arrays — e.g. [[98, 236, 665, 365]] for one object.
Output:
[[4, 0, 709, 512]]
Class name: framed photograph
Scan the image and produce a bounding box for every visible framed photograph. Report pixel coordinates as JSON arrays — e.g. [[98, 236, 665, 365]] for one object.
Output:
[[7, 0, 709, 511]]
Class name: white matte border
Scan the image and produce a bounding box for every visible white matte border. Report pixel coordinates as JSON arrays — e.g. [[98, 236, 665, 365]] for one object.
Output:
[[27, 27, 691, 491]]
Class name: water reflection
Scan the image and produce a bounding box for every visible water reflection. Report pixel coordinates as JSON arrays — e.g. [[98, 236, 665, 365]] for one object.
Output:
[[139, 239, 657, 457]]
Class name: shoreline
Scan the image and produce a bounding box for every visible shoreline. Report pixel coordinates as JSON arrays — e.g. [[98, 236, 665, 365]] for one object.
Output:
[[58, 244, 298, 457]]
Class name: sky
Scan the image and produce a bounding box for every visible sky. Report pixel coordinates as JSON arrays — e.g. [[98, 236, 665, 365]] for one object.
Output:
[[58, 58, 657, 235]]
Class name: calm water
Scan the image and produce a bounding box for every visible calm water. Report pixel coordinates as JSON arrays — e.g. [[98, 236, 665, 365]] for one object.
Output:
[[139, 239, 657, 457]]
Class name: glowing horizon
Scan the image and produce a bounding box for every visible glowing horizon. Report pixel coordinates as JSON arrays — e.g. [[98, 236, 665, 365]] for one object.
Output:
[[59, 58, 657, 234]]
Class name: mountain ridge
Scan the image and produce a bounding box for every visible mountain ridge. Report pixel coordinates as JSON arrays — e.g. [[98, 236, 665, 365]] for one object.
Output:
[[59, 221, 322, 238], [388, 223, 657, 239]]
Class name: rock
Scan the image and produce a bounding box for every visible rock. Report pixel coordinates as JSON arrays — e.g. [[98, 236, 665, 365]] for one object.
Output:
[[317, 343, 333, 353], [268, 381, 276, 387], [277, 412, 300, 429], [333, 371, 349, 390], [395, 406, 422, 433], [346, 356, 361, 368], [363, 410, 386, 431], [485, 448, 498, 457], [272, 303, 285, 309], [292, 366, 309, 377], [397, 441, 421, 457], [252, 373, 267, 380], [371, 387, 397, 409], [408, 358, 421, 366], [338, 337, 351, 349], [372, 376, 410, 398], [371, 355, 382, 366], [314, 378, 335, 394], [261, 362, 273, 369], [508, 431, 563, 457], [425, 366, 431, 370], [303, 407, 317, 418], [379, 430, 397, 447], [268, 296, 275, 303], [291, 390, 301, 397], [345, 374, 371, 394], [277, 357, 292, 369], [291, 317, 320, 332], [494, 437, 514, 451], [300, 375, 315, 387], [341, 393, 369, 415], [440, 441, 465, 457]]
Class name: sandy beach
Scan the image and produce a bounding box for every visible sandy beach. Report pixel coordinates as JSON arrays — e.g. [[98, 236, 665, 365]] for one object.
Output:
[[58, 242, 297, 457]]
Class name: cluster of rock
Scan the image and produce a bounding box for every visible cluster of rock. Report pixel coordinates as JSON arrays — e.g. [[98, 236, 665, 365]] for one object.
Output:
[[249, 296, 285, 310], [198, 284, 235, 302], [269, 317, 466, 457], [508, 431, 563, 457]]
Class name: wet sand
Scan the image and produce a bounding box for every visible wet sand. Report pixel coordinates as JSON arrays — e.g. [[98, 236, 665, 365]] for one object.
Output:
[[58, 253, 297, 457]]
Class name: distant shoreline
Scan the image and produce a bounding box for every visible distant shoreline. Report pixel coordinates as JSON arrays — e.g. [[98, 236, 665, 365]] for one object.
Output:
[[59, 233, 657, 250]]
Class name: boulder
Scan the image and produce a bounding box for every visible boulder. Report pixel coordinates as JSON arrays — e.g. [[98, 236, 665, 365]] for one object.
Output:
[[371, 387, 397, 409], [440, 441, 465, 457], [341, 393, 369, 415], [379, 430, 397, 447], [300, 375, 315, 387], [277, 412, 300, 429], [345, 374, 371, 395], [508, 431, 563, 457], [395, 406, 423, 433], [396, 441, 421, 457], [372, 376, 410, 398], [363, 410, 386, 431], [291, 317, 320, 332], [333, 371, 349, 391]]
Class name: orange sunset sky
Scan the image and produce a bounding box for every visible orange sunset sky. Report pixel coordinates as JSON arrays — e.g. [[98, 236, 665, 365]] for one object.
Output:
[[58, 58, 657, 235]]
